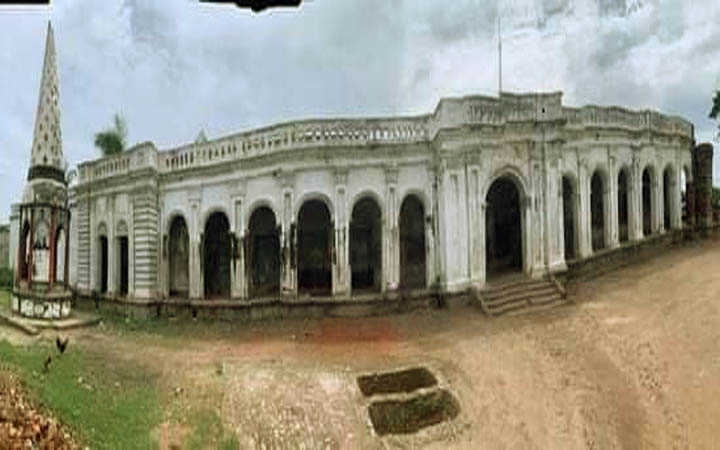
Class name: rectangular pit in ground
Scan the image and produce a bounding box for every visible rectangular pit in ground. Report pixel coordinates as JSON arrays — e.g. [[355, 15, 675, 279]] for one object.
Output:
[[357, 367, 437, 397], [368, 389, 460, 436]]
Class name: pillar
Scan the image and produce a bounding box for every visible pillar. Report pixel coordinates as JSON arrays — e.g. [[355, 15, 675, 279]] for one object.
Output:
[[188, 196, 202, 299], [280, 185, 295, 297], [577, 163, 592, 258], [630, 155, 643, 241], [607, 156, 620, 249], [384, 166, 399, 291], [333, 169, 349, 296], [232, 195, 246, 299]]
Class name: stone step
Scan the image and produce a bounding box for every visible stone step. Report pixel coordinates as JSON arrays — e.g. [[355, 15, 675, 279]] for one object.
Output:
[[482, 279, 555, 298], [485, 293, 563, 316], [482, 284, 557, 303]]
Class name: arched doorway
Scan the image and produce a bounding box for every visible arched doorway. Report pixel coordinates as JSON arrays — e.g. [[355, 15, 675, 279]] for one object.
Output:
[[618, 168, 630, 243], [642, 167, 653, 236], [247, 206, 280, 298], [116, 222, 129, 297], [297, 199, 332, 295], [350, 197, 382, 292], [98, 232, 108, 294], [168, 216, 189, 297], [399, 195, 426, 290], [664, 166, 674, 231], [486, 177, 522, 279], [203, 212, 231, 298], [562, 176, 577, 260], [591, 171, 605, 251]]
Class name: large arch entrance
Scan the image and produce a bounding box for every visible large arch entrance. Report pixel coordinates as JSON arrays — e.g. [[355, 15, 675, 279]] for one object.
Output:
[[98, 233, 108, 294], [590, 171, 606, 252], [297, 199, 332, 295], [562, 176, 577, 261], [350, 197, 382, 292], [168, 216, 189, 297], [664, 166, 674, 231], [642, 167, 653, 236], [203, 212, 231, 298], [54, 226, 65, 283], [247, 206, 280, 298], [399, 195, 426, 290], [618, 168, 630, 243], [485, 177, 522, 280]]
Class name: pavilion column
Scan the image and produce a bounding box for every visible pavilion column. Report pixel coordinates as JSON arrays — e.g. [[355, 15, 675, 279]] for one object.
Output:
[[49, 208, 57, 289], [15, 207, 23, 285], [64, 209, 70, 287], [333, 169, 349, 296], [28, 209, 35, 290]]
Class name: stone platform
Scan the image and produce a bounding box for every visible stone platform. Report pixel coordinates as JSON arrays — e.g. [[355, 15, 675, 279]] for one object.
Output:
[[0, 305, 101, 336]]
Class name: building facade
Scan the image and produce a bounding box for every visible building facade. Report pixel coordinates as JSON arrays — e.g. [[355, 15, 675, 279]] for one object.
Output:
[[8, 25, 696, 314], [62, 92, 694, 307]]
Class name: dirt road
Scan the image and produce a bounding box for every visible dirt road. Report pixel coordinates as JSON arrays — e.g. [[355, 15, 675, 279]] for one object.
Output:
[[6, 237, 720, 449]]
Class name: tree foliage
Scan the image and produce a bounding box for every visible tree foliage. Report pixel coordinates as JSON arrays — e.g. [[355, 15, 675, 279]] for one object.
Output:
[[94, 113, 127, 156]]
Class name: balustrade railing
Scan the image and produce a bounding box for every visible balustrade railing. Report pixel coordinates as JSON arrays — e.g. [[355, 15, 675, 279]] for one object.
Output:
[[76, 97, 693, 184]]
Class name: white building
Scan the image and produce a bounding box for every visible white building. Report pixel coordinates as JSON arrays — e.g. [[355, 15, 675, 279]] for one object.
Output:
[[11, 23, 696, 317]]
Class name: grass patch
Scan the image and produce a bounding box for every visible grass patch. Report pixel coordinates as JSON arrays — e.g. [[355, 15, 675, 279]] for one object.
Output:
[[368, 389, 460, 436], [0, 339, 162, 449], [184, 408, 239, 450], [358, 367, 438, 397]]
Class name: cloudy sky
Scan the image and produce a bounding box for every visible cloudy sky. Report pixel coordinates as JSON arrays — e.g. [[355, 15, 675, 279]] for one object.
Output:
[[1, 0, 719, 222]]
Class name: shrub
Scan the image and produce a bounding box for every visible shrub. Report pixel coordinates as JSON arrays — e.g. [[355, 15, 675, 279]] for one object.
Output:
[[0, 268, 12, 289]]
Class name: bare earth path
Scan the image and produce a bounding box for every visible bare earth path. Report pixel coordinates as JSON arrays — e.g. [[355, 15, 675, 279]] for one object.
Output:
[[6, 237, 720, 449]]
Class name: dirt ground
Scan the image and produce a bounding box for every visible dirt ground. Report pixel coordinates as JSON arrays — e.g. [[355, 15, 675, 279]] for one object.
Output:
[[4, 237, 720, 449]]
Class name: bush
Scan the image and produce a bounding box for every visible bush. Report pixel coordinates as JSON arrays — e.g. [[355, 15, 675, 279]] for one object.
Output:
[[0, 268, 12, 289]]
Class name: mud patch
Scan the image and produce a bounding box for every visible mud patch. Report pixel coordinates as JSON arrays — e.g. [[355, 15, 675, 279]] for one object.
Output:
[[368, 389, 460, 436], [357, 367, 437, 397]]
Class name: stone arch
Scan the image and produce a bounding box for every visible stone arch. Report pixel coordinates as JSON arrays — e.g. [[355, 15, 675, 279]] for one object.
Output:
[[681, 164, 692, 225], [245, 198, 279, 232], [293, 191, 334, 221], [349, 189, 385, 222], [663, 163, 676, 231], [350, 195, 382, 292], [203, 211, 231, 298], [200, 205, 232, 235], [642, 164, 657, 236], [590, 168, 609, 252], [296, 198, 333, 295], [617, 165, 632, 243], [481, 165, 530, 202], [485, 172, 526, 280], [399, 193, 426, 289], [561, 172, 579, 261], [168, 214, 190, 297], [54, 223, 65, 284], [97, 222, 108, 294], [247, 205, 281, 298]]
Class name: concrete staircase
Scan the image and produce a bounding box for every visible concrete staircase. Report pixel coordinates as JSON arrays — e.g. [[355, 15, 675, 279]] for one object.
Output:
[[475, 276, 567, 317]]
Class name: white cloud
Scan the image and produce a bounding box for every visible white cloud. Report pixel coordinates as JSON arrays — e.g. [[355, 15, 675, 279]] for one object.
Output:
[[1, 0, 719, 222]]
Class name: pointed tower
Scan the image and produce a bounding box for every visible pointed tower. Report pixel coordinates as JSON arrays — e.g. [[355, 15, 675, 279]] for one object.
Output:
[[12, 21, 73, 320], [26, 21, 65, 190]]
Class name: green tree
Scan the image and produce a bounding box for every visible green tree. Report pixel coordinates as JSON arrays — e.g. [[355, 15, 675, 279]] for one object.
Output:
[[710, 90, 720, 141], [94, 113, 128, 156]]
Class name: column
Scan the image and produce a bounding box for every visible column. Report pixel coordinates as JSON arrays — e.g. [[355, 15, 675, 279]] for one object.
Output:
[[629, 155, 643, 241], [607, 156, 620, 249], [188, 196, 202, 300], [384, 166, 399, 291], [49, 208, 57, 289], [232, 195, 245, 299], [64, 209, 70, 287], [333, 169, 349, 296], [280, 186, 295, 297], [577, 163, 592, 258]]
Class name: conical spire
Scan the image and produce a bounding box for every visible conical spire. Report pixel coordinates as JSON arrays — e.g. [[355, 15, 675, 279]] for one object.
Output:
[[28, 21, 64, 181]]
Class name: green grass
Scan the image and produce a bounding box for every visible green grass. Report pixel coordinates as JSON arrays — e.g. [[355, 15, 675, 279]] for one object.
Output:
[[0, 339, 162, 449], [184, 408, 239, 450]]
